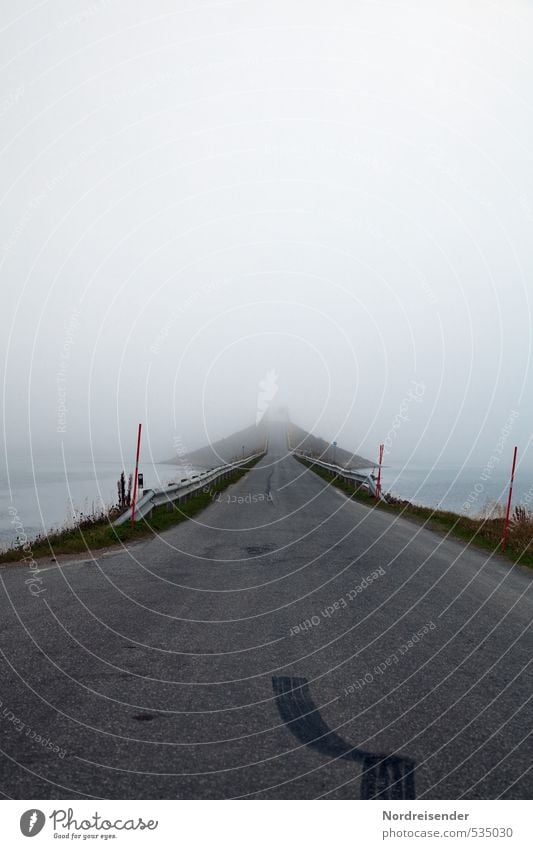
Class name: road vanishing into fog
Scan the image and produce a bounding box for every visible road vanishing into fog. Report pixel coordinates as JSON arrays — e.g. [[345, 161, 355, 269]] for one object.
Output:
[[0, 423, 531, 799]]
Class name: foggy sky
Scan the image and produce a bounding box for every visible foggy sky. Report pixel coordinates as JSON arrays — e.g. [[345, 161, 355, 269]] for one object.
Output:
[[1, 0, 532, 475]]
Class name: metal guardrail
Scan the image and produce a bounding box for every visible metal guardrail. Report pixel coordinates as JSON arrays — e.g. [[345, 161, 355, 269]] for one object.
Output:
[[292, 450, 388, 502], [113, 451, 265, 526]]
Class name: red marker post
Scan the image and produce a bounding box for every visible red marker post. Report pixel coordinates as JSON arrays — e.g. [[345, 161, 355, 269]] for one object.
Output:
[[376, 442, 384, 500], [502, 446, 518, 553], [131, 423, 143, 528]]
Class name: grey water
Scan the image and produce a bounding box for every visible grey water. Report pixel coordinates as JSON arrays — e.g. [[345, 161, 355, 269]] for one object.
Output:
[[380, 463, 532, 517], [0, 459, 190, 548]]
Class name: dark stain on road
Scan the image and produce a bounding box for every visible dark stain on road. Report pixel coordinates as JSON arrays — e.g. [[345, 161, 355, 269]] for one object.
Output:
[[265, 469, 275, 502], [273, 675, 416, 799], [245, 545, 273, 556]]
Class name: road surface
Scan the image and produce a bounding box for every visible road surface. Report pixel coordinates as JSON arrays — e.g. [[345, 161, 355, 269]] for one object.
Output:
[[0, 423, 531, 799]]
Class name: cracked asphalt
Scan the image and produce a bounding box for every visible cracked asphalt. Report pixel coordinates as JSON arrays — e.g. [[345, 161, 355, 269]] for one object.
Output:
[[0, 423, 531, 799]]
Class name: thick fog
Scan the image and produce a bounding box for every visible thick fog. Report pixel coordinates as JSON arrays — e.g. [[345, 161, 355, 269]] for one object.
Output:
[[1, 0, 532, 474]]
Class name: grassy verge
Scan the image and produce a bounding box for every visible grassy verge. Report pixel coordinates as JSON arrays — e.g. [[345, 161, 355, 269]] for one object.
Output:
[[0, 456, 264, 566], [297, 457, 533, 569]]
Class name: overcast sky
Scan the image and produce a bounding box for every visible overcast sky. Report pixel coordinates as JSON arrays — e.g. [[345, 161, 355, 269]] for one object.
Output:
[[1, 0, 532, 473]]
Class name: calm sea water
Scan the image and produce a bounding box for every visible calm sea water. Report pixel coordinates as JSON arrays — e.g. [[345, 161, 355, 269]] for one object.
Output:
[[1, 459, 531, 550], [380, 464, 533, 516], [0, 460, 190, 548]]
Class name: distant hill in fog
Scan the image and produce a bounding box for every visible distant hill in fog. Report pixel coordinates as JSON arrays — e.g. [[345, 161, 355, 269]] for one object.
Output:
[[162, 421, 268, 470], [163, 416, 373, 472], [289, 422, 374, 469]]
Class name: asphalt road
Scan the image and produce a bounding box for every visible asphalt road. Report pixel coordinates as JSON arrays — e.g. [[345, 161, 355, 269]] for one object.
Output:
[[0, 423, 531, 799]]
